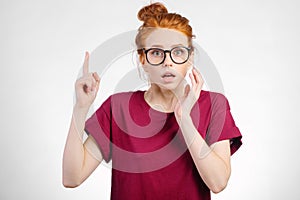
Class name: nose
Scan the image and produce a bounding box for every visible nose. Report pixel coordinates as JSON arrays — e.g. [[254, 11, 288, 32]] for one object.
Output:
[[163, 51, 173, 67]]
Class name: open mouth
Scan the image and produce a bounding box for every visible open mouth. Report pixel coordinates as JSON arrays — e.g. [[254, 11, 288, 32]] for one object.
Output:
[[161, 72, 176, 83], [162, 73, 175, 78]]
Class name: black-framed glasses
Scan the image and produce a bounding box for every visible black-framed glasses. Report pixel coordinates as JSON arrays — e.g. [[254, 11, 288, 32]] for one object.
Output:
[[140, 46, 191, 66]]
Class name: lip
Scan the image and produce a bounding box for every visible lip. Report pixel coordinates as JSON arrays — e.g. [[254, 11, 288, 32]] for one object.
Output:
[[161, 71, 176, 83], [161, 71, 176, 78]]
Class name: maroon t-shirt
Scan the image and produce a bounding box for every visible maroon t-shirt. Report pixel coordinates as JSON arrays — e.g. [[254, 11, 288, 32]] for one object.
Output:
[[85, 90, 242, 200]]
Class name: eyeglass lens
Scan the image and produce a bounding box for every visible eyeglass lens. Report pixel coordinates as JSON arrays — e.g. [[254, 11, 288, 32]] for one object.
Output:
[[146, 47, 189, 65]]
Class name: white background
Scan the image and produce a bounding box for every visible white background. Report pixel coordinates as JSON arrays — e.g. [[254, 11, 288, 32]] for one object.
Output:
[[1, 0, 299, 199]]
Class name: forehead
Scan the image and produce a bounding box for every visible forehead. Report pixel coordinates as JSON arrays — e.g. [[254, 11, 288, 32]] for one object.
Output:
[[145, 28, 188, 48]]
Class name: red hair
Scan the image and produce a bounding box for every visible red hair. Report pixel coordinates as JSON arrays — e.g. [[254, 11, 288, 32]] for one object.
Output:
[[135, 2, 195, 53]]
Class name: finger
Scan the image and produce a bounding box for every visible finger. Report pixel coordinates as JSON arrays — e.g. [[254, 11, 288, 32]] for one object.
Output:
[[94, 79, 100, 94], [77, 76, 93, 93], [193, 68, 203, 85], [184, 84, 190, 98], [192, 68, 204, 92], [189, 72, 199, 95], [83, 51, 89, 75], [92, 72, 100, 83], [87, 78, 94, 94], [92, 72, 101, 92], [89, 72, 99, 91], [189, 72, 196, 87]]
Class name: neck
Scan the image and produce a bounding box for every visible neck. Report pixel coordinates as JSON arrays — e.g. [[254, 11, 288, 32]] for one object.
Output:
[[144, 83, 185, 113]]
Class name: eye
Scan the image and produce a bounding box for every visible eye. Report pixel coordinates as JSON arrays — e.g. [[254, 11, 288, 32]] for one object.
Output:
[[172, 48, 185, 56], [174, 50, 183, 55], [150, 49, 163, 57]]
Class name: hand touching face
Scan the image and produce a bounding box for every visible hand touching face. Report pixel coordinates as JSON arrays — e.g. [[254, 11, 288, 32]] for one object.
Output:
[[174, 67, 204, 122]]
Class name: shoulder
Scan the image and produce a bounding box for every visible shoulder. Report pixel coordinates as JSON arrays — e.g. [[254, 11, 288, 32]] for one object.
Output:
[[198, 90, 230, 109], [199, 89, 227, 102], [109, 90, 144, 101], [106, 90, 145, 107], [96, 91, 144, 114]]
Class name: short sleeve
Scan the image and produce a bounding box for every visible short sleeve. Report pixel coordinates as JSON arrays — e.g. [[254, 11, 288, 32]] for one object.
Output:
[[84, 96, 112, 162], [205, 93, 242, 155]]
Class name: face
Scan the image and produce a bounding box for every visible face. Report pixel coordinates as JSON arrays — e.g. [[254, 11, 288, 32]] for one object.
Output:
[[142, 28, 193, 91]]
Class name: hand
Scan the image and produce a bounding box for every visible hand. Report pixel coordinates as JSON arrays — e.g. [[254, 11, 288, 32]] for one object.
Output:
[[174, 68, 204, 122], [75, 52, 100, 109]]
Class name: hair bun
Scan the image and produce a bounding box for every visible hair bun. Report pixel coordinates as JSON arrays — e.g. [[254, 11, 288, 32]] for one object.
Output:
[[138, 2, 168, 21]]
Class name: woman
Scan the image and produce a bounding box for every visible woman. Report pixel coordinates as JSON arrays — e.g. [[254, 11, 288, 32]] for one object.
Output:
[[62, 2, 242, 200]]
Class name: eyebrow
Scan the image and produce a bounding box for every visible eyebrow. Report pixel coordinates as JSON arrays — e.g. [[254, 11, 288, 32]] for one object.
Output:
[[150, 44, 186, 48]]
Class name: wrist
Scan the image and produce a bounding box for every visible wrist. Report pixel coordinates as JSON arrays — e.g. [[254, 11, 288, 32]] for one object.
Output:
[[178, 112, 192, 124], [73, 104, 90, 118], [74, 102, 90, 111], [178, 115, 199, 147]]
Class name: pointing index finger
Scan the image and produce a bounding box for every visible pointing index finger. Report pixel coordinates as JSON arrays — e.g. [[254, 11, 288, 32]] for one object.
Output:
[[83, 51, 89, 75]]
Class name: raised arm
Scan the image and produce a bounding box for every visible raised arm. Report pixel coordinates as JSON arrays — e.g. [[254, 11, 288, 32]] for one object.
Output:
[[174, 68, 231, 193], [62, 52, 102, 188]]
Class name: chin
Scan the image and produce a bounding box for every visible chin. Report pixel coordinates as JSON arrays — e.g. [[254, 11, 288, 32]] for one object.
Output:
[[150, 77, 184, 91], [157, 82, 181, 92]]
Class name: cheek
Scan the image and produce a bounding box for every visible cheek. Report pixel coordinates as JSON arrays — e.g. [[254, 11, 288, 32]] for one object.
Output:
[[148, 69, 160, 77], [176, 65, 190, 78], [143, 68, 162, 81]]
